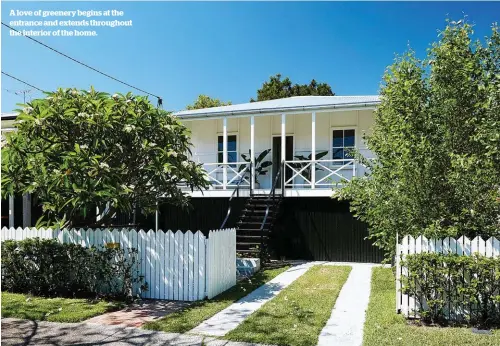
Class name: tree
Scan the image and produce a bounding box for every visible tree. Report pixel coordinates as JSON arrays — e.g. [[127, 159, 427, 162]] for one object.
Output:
[[251, 74, 334, 102], [1, 88, 209, 228], [339, 20, 500, 258], [186, 95, 231, 110]]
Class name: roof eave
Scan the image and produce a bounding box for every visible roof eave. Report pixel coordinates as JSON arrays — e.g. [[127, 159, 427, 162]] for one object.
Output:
[[176, 101, 380, 120]]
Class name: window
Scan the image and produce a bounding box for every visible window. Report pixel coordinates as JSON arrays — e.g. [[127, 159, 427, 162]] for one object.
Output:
[[332, 129, 355, 161], [217, 135, 238, 164]]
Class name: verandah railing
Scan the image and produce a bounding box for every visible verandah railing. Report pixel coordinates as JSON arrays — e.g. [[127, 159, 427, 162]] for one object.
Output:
[[283, 159, 356, 188]]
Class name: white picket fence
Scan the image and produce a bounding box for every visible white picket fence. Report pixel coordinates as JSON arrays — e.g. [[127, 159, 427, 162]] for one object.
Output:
[[396, 235, 500, 318], [1, 227, 237, 301]]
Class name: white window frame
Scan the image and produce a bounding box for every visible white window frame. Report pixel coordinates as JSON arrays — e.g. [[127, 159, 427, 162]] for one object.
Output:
[[330, 126, 357, 166], [216, 132, 239, 166]]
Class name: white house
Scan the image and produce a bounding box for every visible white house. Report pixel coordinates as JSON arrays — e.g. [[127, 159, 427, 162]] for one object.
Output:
[[171, 96, 383, 261], [175, 95, 379, 197]]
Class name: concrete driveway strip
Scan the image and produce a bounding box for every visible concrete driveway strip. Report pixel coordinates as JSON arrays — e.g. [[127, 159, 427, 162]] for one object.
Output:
[[189, 262, 318, 337], [0, 318, 275, 346], [317, 264, 373, 346]]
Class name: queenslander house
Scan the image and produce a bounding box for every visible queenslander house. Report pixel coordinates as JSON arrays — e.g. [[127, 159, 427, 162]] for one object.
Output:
[[1, 96, 385, 262]]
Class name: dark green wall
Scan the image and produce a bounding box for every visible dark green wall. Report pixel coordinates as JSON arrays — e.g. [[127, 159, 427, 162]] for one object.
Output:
[[159, 197, 385, 263], [158, 198, 247, 235], [271, 198, 385, 263]]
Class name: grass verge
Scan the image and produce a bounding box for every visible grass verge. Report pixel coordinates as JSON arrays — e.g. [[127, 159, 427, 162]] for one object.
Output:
[[363, 267, 500, 346], [1, 292, 122, 323], [143, 265, 290, 333], [225, 265, 351, 346]]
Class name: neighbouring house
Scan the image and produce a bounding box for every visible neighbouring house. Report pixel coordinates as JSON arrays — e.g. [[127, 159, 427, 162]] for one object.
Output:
[[0, 96, 385, 262], [1, 113, 29, 229]]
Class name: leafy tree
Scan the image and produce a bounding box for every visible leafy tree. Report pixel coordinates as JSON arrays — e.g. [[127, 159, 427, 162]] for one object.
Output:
[[1, 88, 209, 228], [186, 94, 231, 110], [340, 20, 500, 257], [251, 74, 334, 102]]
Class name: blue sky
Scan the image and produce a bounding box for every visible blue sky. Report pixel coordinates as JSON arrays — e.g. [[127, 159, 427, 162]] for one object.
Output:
[[2, 1, 499, 113]]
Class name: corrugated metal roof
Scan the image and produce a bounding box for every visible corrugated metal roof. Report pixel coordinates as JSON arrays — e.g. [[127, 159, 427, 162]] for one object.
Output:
[[174, 95, 380, 119]]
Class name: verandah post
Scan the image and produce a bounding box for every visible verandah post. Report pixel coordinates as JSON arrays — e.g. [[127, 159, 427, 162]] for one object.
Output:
[[281, 113, 286, 188], [223, 116, 228, 190], [250, 115, 255, 191], [311, 112, 316, 189]]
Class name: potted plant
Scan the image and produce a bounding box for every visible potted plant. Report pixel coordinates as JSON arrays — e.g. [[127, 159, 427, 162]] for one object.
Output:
[[290, 150, 329, 186], [240, 149, 272, 188]]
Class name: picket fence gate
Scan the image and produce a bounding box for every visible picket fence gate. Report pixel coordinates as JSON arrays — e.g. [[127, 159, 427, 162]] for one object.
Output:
[[1, 227, 237, 301], [396, 234, 500, 318]]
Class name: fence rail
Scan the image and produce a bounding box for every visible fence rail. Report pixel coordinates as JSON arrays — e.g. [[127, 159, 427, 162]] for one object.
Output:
[[396, 235, 500, 318], [1, 227, 236, 301]]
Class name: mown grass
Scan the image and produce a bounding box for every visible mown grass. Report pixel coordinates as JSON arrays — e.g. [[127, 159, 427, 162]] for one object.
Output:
[[363, 267, 500, 346], [1, 292, 122, 323], [225, 265, 352, 346], [143, 265, 290, 333]]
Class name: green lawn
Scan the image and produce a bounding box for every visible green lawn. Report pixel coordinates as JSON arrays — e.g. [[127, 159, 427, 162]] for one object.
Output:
[[364, 267, 500, 346], [226, 265, 352, 346], [143, 265, 290, 333], [1, 292, 122, 323]]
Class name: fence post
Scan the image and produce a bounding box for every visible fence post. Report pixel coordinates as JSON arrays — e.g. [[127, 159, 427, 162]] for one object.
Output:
[[395, 232, 401, 314]]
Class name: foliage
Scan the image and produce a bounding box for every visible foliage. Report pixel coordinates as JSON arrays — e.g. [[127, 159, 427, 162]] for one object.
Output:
[[340, 19, 500, 257], [364, 267, 500, 346], [401, 253, 500, 327], [186, 94, 231, 110], [251, 74, 334, 102], [1, 292, 122, 322], [289, 151, 329, 183], [226, 265, 351, 346], [1, 88, 209, 228], [143, 265, 290, 333], [240, 149, 272, 184], [1, 238, 145, 301]]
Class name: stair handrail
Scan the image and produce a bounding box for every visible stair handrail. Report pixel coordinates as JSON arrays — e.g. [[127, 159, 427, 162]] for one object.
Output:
[[257, 162, 284, 256], [220, 162, 251, 229]]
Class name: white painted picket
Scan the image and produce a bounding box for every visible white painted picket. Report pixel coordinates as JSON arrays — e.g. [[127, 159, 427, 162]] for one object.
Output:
[[206, 228, 237, 299], [1, 227, 236, 301], [396, 235, 500, 318]]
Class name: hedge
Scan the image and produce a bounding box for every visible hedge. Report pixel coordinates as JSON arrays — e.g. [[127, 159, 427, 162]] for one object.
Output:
[[401, 252, 500, 327], [1, 238, 146, 300]]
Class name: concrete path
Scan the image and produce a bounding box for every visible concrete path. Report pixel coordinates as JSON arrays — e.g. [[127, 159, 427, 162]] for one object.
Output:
[[85, 300, 190, 328], [1, 318, 276, 346], [189, 262, 318, 337], [317, 264, 374, 346]]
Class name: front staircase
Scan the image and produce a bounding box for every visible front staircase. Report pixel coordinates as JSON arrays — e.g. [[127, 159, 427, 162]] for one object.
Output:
[[236, 195, 283, 256], [220, 162, 284, 258]]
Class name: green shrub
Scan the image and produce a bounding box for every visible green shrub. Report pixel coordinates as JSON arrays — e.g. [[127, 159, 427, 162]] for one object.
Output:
[[401, 253, 500, 327], [1, 238, 145, 301]]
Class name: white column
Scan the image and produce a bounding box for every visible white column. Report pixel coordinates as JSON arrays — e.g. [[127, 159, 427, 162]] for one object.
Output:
[[9, 195, 14, 228], [250, 116, 255, 190], [311, 112, 316, 189], [281, 114, 286, 161], [22, 193, 31, 228], [155, 201, 159, 231], [281, 113, 286, 187], [223, 117, 228, 190]]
